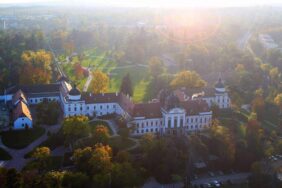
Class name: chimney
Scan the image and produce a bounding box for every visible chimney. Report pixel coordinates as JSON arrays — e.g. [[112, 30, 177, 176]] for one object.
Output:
[[89, 93, 92, 97], [116, 92, 118, 96], [102, 93, 104, 96]]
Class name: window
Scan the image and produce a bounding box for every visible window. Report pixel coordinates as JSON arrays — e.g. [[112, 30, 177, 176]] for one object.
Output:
[[94, 106, 96, 110], [87, 106, 89, 110], [74, 107, 77, 111], [113, 105, 116, 108], [146, 129, 149, 133], [107, 105, 109, 109], [68, 107, 71, 111], [141, 130, 144, 133], [155, 128, 158, 132], [151, 128, 153, 132], [137, 130, 139, 133], [80, 107, 82, 110], [30, 99, 33, 103], [100, 105, 102, 109]]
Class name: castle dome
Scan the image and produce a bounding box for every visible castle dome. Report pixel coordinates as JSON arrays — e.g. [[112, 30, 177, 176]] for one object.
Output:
[[68, 85, 81, 100], [215, 78, 226, 93], [165, 94, 180, 110]]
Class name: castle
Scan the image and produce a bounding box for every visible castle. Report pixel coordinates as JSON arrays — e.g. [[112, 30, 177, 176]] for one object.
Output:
[[0, 76, 230, 135]]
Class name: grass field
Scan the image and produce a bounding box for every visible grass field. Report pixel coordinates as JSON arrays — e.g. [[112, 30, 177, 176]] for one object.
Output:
[[0, 148, 12, 160], [1, 127, 45, 149], [64, 49, 150, 102]]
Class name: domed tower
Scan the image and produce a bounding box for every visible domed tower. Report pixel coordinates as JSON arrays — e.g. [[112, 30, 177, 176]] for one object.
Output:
[[164, 93, 180, 110], [68, 85, 81, 101], [215, 77, 226, 93]]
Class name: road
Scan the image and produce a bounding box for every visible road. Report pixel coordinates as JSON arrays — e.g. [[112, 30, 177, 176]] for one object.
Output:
[[0, 124, 61, 171], [191, 173, 251, 186], [237, 31, 252, 50]]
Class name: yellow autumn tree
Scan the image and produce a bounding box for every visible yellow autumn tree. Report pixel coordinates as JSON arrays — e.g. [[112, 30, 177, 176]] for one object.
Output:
[[20, 50, 53, 84], [90, 70, 109, 94], [170, 70, 206, 89]]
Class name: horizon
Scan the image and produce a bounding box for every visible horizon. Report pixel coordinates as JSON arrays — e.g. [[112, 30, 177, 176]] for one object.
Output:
[[1, 0, 282, 8]]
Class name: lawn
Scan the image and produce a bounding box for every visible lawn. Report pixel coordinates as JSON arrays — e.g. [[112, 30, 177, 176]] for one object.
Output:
[[0, 148, 12, 160], [63, 49, 150, 102], [1, 127, 45, 149], [109, 136, 136, 151], [89, 120, 113, 135]]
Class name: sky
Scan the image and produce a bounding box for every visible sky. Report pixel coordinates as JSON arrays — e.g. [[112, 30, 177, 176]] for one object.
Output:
[[0, 0, 281, 7]]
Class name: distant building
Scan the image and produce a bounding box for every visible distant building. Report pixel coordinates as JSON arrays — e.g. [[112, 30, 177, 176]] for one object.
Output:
[[259, 34, 279, 50]]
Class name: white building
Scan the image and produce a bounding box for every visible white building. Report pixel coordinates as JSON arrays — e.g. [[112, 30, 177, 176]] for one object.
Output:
[[13, 101, 32, 130], [129, 92, 212, 136], [1, 76, 232, 135]]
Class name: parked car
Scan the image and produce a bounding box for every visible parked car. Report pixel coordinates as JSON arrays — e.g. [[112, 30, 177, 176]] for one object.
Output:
[[212, 180, 221, 187]]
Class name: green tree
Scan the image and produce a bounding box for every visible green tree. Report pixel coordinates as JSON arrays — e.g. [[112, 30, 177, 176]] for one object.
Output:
[[148, 57, 164, 78], [120, 73, 133, 97], [36, 100, 60, 125], [31, 147, 51, 172], [62, 116, 90, 147]]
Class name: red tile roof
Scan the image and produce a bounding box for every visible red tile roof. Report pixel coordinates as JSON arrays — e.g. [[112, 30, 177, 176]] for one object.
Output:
[[13, 101, 32, 121], [133, 102, 162, 118]]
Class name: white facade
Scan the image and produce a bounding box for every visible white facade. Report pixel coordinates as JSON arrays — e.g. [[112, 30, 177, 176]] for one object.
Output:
[[13, 117, 32, 130], [130, 107, 212, 136]]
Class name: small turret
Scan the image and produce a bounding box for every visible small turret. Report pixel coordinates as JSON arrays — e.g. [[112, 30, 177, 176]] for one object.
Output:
[[68, 85, 81, 100], [215, 77, 226, 93]]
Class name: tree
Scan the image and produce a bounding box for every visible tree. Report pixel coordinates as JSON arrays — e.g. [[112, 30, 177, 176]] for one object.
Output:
[[92, 125, 110, 144], [62, 172, 89, 188], [19, 50, 53, 84], [5, 169, 23, 188], [120, 73, 133, 97], [170, 70, 206, 89], [111, 162, 139, 188], [148, 57, 164, 78], [274, 93, 282, 110], [73, 147, 93, 173], [89, 70, 109, 94], [62, 116, 90, 146], [208, 122, 235, 168], [36, 100, 60, 125], [89, 144, 112, 175], [43, 171, 64, 188], [31, 147, 51, 172]]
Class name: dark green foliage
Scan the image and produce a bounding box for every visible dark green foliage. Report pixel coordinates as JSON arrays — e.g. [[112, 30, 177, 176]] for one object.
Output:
[[0, 148, 12, 160], [1, 127, 45, 149], [36, 101, 61, 125], [120, 73, 133, 97]]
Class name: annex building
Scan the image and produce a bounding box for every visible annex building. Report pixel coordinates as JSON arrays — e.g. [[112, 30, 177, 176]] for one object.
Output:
[[0, 77, 230, 134]]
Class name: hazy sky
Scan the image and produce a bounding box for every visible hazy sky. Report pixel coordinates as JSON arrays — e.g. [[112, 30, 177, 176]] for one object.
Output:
[[0, 0, 281, 7]]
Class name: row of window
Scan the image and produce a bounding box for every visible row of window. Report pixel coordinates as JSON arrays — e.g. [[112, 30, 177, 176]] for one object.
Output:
[[67, 104, 117, 112], [30, 98, 56, 103], [135, 124, 211, 134]]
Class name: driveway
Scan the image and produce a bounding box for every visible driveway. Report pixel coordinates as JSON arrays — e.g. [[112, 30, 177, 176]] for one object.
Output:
[[0, 124, 61, 171]]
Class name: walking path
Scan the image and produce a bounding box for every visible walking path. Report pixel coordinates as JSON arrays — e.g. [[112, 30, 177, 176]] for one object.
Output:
[[83, 67, 93, 92], [0, 124, 61, 171]]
